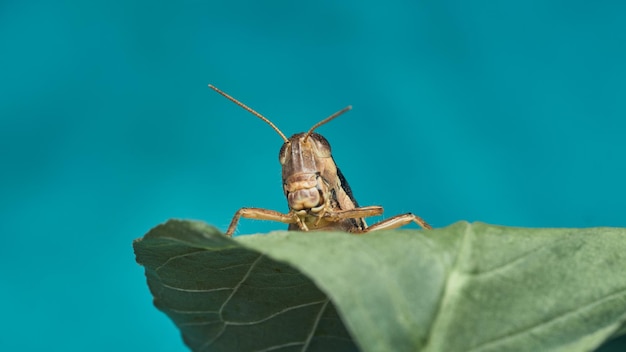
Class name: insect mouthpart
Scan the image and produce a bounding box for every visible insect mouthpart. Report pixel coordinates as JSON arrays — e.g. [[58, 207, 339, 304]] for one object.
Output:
[[288, 188, 325, 214], [284, 173, 326, 214]]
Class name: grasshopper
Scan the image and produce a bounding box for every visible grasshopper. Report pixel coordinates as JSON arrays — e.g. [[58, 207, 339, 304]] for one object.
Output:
[[209, 85, 432, 236]]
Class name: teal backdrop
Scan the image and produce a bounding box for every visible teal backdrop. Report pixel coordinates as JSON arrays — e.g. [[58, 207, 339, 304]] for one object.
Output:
[[1, 1, 625, 351]]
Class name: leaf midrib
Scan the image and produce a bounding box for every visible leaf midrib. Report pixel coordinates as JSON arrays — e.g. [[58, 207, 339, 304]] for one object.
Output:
[[421, 222, 473, 351]]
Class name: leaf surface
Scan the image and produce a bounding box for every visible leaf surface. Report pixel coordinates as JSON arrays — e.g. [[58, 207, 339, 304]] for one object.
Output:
[[134, 220, 626, 352]]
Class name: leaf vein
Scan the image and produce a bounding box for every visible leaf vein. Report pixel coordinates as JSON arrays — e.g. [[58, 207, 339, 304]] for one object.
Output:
[[301, 298, 330, 351], [198, 254, 264, 351], [472, 237, 570, 277], [253, 341, 305, 352], [226, 300, 328, 326], [468, 286, 626, 352], [154, 250, 202, 272], [166, 308, 219, 314], [161, 283, 232, 293], [421, 222, 473, 351]]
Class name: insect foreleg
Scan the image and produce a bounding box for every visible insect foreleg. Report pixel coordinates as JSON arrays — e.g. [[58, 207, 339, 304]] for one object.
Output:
[[226, 208, 299, 236], [357, 213, 432, 232], [324, 206, 384, 222]]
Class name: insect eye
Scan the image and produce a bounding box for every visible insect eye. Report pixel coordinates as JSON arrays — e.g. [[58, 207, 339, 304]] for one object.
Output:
[[314, 140, 331, 157], [308, 133, 331, 157], [278, 142, 290, 164]]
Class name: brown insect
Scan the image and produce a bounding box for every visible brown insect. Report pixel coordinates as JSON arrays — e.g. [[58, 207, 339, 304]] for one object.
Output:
[[209, 84, 432, 236]]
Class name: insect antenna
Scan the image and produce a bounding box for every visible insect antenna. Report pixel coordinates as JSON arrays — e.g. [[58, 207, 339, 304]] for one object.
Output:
[[209, 84, 289, 143], [304, 105, 352, 142]]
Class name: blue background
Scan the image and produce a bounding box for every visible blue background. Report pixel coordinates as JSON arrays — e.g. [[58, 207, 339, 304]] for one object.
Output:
[[1, 0, 625, 350]]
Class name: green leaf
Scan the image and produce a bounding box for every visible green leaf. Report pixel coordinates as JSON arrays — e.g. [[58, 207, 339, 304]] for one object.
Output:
[[133, 220, 626, 352]]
